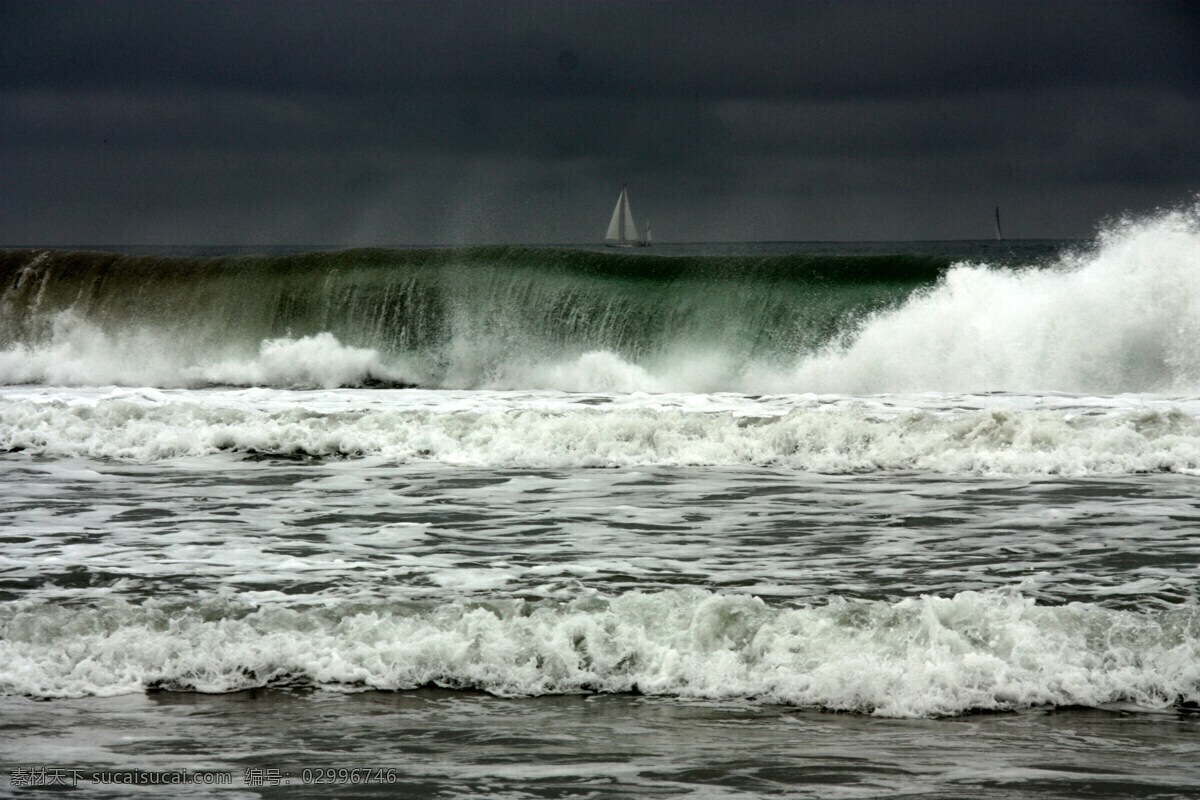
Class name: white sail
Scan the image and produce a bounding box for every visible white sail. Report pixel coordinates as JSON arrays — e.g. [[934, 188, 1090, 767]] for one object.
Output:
[[605, 187, 646, 245], [606, 190, 624, 242]]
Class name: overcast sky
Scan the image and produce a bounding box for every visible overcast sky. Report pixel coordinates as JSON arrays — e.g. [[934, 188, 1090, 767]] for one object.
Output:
[[2, 0, 1198, 244]]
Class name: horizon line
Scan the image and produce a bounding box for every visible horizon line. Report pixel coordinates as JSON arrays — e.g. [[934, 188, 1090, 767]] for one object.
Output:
[[1, 237, 1079, 250]]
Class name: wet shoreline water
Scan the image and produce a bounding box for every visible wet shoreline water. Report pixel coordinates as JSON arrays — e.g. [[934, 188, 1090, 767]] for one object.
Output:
[[4, 689, 1199, 798]]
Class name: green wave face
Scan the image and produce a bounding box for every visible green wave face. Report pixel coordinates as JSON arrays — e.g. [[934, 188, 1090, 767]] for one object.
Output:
[[0, 247, 946, 388]]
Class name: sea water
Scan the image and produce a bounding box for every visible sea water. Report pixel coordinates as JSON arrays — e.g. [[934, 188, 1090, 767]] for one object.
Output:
[[1, 209, 1199, 797]]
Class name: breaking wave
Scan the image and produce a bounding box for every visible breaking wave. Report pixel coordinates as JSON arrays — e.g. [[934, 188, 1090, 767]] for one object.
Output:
[[1, 206, 1199, 394], [0, 246, 939, 392], [2, 589, 1196, 718]]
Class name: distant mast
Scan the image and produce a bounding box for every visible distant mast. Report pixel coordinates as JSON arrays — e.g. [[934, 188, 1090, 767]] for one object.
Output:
[[994, 206, 1003, 241], [605, 186, 650, 247]]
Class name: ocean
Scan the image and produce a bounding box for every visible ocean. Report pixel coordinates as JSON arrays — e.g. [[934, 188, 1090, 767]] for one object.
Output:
[[1, 208, 1199, 798]]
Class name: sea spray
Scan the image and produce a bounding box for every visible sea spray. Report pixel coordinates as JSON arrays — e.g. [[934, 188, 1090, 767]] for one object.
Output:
[[787, 207, 1200, 394]]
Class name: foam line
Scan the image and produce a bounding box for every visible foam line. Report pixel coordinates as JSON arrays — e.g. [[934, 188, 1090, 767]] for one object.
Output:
[[2, 590, 1195, 717]]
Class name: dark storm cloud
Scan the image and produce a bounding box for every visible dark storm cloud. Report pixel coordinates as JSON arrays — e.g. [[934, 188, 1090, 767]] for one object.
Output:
[[5, 1, 1198, 98], [1, 1, 1198, 243]]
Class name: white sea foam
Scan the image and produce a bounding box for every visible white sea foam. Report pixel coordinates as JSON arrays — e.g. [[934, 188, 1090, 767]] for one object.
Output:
[[783, 208, 1200, 394], [3, 389, 1200, 474], [1, 590, 1195, 717], [0, 316, 412, 389]]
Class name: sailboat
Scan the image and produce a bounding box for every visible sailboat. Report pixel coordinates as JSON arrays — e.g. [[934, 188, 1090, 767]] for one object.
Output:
[[605, 186, 651, 247]]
